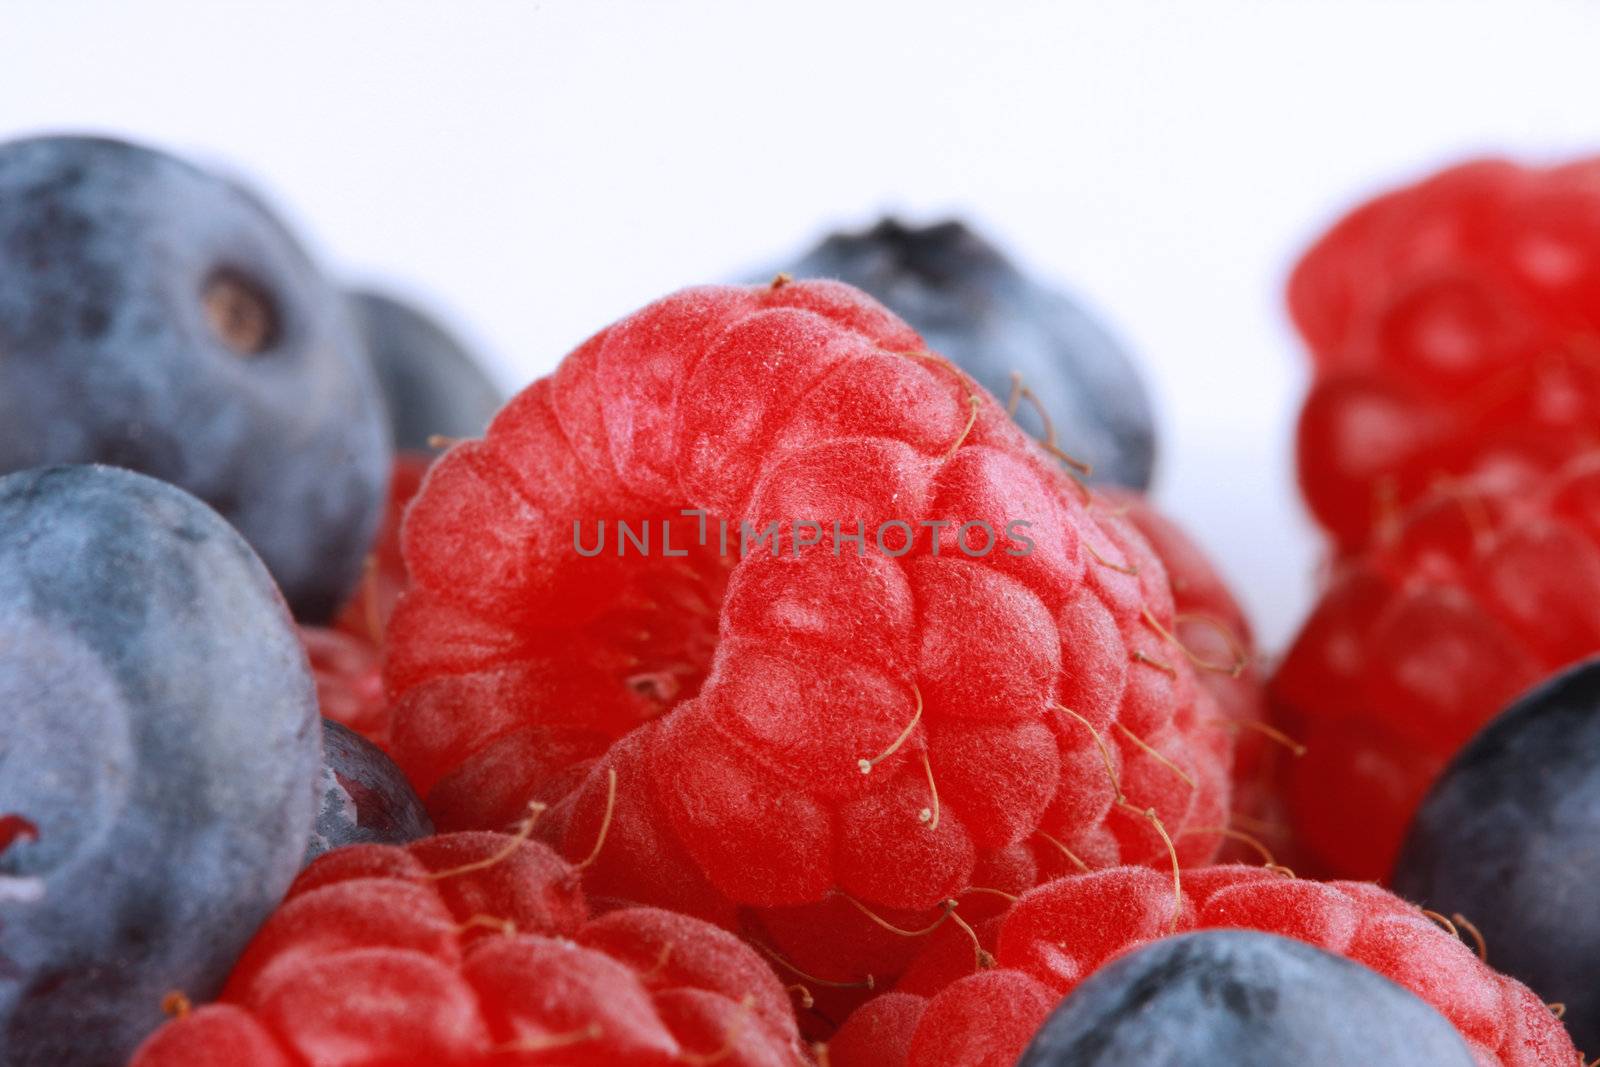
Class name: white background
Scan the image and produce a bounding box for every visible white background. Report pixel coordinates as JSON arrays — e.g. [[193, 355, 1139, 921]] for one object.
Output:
[[4, 0, 1599, 649]]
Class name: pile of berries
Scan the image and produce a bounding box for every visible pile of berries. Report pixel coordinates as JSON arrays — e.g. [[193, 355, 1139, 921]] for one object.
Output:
[[1273, 154, 1600, 1056], [0, 133, 1592, 1067]]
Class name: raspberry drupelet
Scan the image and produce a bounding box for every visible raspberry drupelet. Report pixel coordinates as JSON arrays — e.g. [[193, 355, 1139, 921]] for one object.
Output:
[[1272, 452, 1600, 880], [131, 832, 808, 1066], [382, 280, 1238, 993], [1289, 156, 1600, 554], [828, 865, 1579, 1067]]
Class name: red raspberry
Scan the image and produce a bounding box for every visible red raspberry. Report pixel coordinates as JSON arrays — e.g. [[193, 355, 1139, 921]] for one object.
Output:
[[1272, 452, 1600, 879], [1103, 490, 1285, 860], [382, 281, 1237, 991], [337, 451, 432, 644], [300, 625, 389, 746], [130, 832, 806, 1066], [829, 865, 1577, 1067], [1289, 157, 1600, 553], [297, 453, 432, 750]]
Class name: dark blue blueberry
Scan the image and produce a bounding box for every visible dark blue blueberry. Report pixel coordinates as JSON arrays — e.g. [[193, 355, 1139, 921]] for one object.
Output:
[[0, 465, 320, 1067], [1017, 930, 1474, 1066], [307, 719, 432, 864], [349, 290, 504, 451], [0, 135, 391, 622], [765, 217, 1156, 489], [1393, 656, 1600, 1054]]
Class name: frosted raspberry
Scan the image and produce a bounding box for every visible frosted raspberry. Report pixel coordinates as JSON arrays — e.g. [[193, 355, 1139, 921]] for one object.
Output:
[[383, 281, 1236, 992], [130, 832, 806, 1066], [1272, 452, 1600, 878], [337, 451, 431, 644], [830, 865, 1577, 1067], [300, 626, 388, 746], [298, 453, 431, 750], [1290, 156, 1600, 552], [1103, 490, 1284, 860]]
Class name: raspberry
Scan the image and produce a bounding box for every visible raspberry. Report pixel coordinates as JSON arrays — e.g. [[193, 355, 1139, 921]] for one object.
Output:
[[1103, 490, 1284, 859], [130, 832, 806, 1066], [829, 865, 1577, 1067], [337, 451, 432, 645], [299, 453, 431, 750], [1271, 452, 1600, 878], [301, 627, 389, 746], [1289, 156, 1600, 553], [383, 280, 1237, 991]]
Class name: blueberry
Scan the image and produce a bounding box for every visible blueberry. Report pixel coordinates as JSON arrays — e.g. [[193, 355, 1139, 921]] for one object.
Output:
[[1393, 656, 1600, 1054], [349, 290, 504, 451], [0, 135, 391, 622], [0, 466, 320, 1067], [307, 719, 432, 864], [1017, 930, 1473, 1066], [765, 217, 1156, 489]]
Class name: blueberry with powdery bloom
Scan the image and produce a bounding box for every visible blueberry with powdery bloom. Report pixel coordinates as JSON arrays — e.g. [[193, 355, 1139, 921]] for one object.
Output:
[[0, 135, 390, 622], [0, 466, 320, 1067], [1018, 930, 1475, 1066], [348, 290, 505, 451], [767, 217, 1157, 489], [306, 719, 433, 864], [1394, 656, 1600, 1055]]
